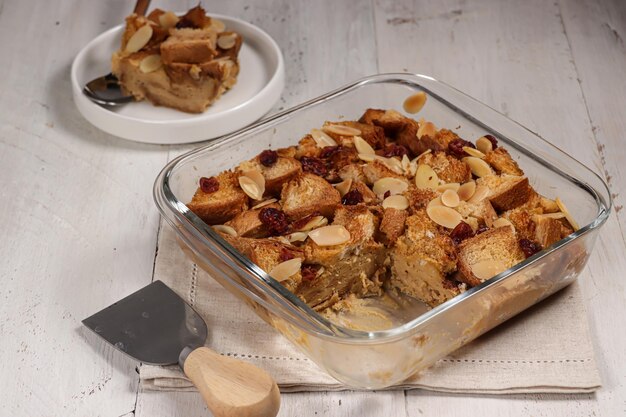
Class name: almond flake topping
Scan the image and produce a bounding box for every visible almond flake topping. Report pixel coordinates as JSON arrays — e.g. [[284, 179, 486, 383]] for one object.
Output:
[[372, 177, 409, 196], [139, 55, 163, 73], [468, 184, 490, 203], [382, 194, 409, 210], [310, 129, 337, 147], [125, 24, 153, 53], [354, 136, 375, 155], [269, 258, 302, 282], [333, 179, 353, 197], [437, 182, 461, 192], [210, 18, 226, 33], [251, 198, 277, 210], [476, 136, 494, 154], [457, 181, 477, 201], [159, 11, 179, 29], [471, 259, 508, 280], [212, 225, 237, 236], [296, 216, 328, 232], [323, 124, 361, 137], [540, 212, 566, 219], [217, 33, 237, 49], [463, 146, 486, 159], [426, 205, 463, 229], [417, 121, 437, 139], [403, 92, 427, 114], [463, 156, 493, 178], [441, 189, 460, 208], [415, 164, 439, 190], [555, 197, 580, 231], [286, 232, 308, 243], [238, 169, 265, 200], [308, 225, 351, 246], [492, 217, 515, 229]]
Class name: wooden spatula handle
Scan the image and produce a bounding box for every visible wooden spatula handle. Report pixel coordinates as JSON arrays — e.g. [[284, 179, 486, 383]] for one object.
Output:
[[183, 347, 281, 417]]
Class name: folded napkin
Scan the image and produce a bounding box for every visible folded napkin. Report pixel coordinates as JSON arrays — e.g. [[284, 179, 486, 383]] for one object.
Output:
[[140, 223, 601, 394]]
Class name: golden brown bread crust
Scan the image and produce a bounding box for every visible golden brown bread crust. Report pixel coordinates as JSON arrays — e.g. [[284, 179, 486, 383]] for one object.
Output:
[[484, 147, 524, 176], [362, 160, 406, 185], [379, 208, 408, 245], [187, 171, 248, 224], [532, 214, 563, 248], [280, 173, 340, 219], [238, 155, 302, 197], [324, 121, 386, 150], [225, 203, 281, 238], [418, 151, 472, 183], [478, 176, 536, 212]]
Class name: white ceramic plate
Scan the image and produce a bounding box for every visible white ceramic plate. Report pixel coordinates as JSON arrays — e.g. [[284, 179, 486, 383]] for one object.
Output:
[[71, 15, 284, 144]]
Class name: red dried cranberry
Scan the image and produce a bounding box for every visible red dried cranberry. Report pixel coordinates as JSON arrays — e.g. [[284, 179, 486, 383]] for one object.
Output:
[[450, 221, 474, 245], [448, 138, 476, 159], [259, 207, 289, 235], [383, 144, 408, 158], [320, 146, 341, 159], [519, 239, 542, 258], [484, 134, 498, 149], [342, 189, 363, 205], [199, 176, 219, 193], [300, 156, 328, 176], [278, 247, 295, 262], [259, 149, 278, 167], [383, 190, 391, 199], [475, 225, 489, 235], [301, 264, 320, 281]]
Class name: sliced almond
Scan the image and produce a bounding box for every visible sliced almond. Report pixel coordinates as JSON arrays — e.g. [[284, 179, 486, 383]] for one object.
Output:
[[139, 55, 162, 73], [441, 189, 460, 208], [251, 198, 277, 210], [212, 224, 237, 236], [210, 18, 226, 33], [125, 24, 153, 53], [159, 11, 179, 28], [492, 217, 514, 229], [372, 177, 409, 196], [358, 153, 376, 162], [428, 196, 443, 209], [403, 92, 427, 114], [476, 136, 494, 154], [417, 121, 437, 139], [354, 136, 375, 155], [308, 225, 351, 246], [286, 232, 308, 243], [238, 176, 263, 200], [217, 33, 237, 49], [243, 169, 265, 190], [468, 184, 490, 203], [269, 258, 302, 282], [401, 154, 411, 174], [381, 156, 404, 174], [333, 178, 353, 197], [296, 216, 328, 232], [471, 259, 508, 280], [426, 205, 463, 229], [463, 156, 493, 178], [382, 194, 409, 210], [457, 181, 477, 201], [437, 182, 460, 192], [310, 128, 337, 147], [414, 149, 432, 161], [415, 164, 439, 190], [555, 197, 580, 231], [323, 124, 361, 137], [463, 146, 486, 159], [540, 212, 567, 219]]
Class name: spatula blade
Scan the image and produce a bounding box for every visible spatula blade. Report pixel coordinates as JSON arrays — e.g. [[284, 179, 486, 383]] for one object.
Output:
[[82, 280, 207, 365]]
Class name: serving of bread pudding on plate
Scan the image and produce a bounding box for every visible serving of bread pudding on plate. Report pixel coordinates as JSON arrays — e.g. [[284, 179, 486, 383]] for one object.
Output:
[[111, 5, 242, 113], [186, 94, 579, 316]]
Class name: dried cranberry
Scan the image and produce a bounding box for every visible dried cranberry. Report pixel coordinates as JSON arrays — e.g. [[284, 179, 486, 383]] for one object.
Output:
[[342, 189, 363, 205], [383, 190, 391, 199], [450, 221, 474, 245], [448, 138, 476, 159], [259, 207, 289, 235], [475, 225, 489, 235], [300, 156, 328, 176], [259, 149, 278, 167], [320, 146, 341, 159], [301, 265, 320, 281], [484, 134, 498, 149], [382, 144, 408, 158], [199, 176, 219, 193], [519, 239, 542, 258], [278, 247, 295, 262]]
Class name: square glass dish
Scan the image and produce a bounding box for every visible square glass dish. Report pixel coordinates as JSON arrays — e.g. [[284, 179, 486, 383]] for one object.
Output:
[[154, 73, 610, 389]]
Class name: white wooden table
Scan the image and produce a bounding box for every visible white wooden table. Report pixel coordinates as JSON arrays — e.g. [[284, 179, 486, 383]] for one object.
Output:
[[1, 0, 624, 415]]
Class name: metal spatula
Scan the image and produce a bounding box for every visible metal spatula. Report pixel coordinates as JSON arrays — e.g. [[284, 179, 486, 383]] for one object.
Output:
[[82, 280, 280, 417]]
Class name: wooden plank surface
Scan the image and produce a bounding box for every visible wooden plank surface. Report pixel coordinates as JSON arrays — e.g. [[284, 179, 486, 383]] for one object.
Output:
[[0, 0, 625, 416]]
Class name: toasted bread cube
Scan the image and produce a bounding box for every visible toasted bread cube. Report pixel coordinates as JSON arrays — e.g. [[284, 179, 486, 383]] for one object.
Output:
[[299, 205, 385, 307], [390, 211, 461, 307], [323, 121, 386, 150], [379, 207, 408, 245], [187, 171, 248, 224], [478, 175, 536, 212], [532, 214, 563, 248], [160, 28, 217, 64], [225, 203, 281, 238], [358, 109, 421, 154], [350, 180, 378, 204], [406, 186, 439, 212], [238, 154, 302, 196], [456, 199, 498, 227], [418, 151, 472, 183], [362, 160, 406, 185], [280, 173, 340, 219], [295, 134, 321, 159], [338, 163, 367, 183], [457, 226, 525, 287], [484, 147, 524, 176], [504, 208, 534, 240]]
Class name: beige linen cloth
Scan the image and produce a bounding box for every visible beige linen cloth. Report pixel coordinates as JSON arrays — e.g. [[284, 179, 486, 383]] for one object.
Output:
[[140, 224, 601, 394]]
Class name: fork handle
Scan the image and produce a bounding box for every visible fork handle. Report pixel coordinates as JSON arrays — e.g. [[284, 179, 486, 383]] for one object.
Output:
[[133, 0, 151, 16]]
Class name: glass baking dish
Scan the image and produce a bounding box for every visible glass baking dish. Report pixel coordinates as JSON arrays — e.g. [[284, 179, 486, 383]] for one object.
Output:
[[154, 73, 610, 389]]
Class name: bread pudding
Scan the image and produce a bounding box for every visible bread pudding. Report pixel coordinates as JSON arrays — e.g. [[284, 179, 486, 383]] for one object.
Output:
[[186, 95, 579, 314], [111, 6, 242, 113]]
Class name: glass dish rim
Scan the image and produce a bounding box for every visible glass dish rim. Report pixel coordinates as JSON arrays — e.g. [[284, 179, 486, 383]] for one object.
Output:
[[154, 73, 611, 343]]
